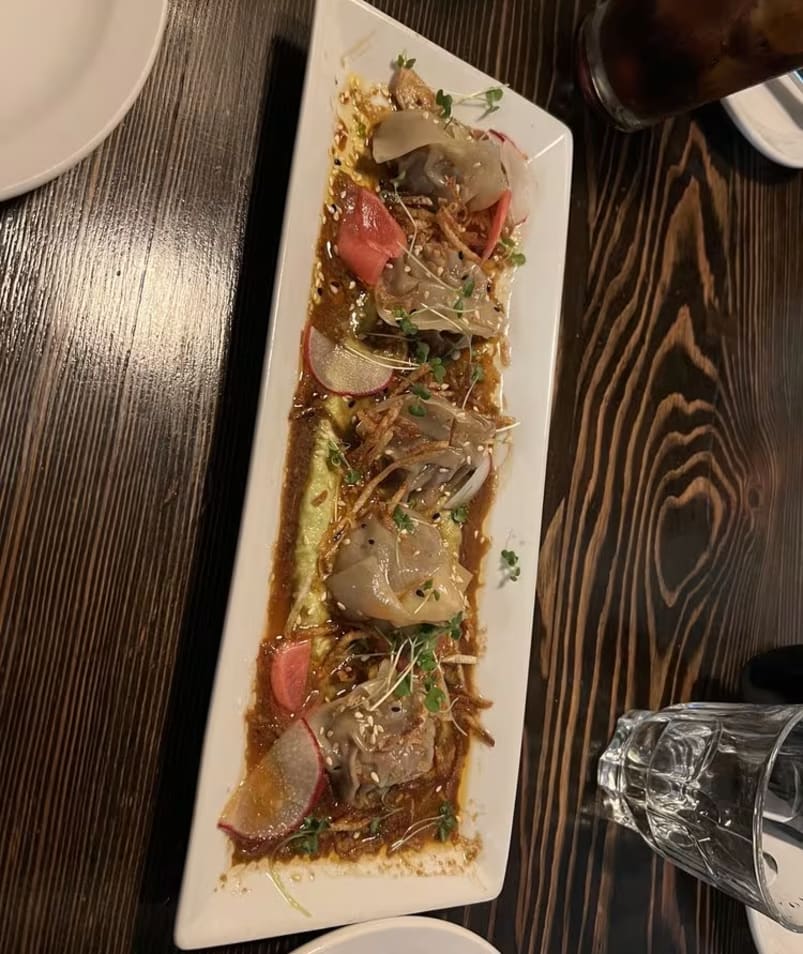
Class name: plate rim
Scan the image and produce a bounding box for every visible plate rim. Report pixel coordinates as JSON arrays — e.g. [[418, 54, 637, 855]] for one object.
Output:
[[288, 916, 501, 954], [0, 0, 168, 201], [723, 73, 803, 170], [174, 0, 573, 947]]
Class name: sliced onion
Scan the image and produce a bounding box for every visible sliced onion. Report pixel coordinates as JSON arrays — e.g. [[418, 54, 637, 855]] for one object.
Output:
[[372, 110, 451, 164], [305, 326, 393, 396], [443, 451, 492, 510], [499, 137, 531, 225]]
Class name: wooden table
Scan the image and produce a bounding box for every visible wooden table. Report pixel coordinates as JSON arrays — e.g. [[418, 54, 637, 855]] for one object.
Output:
[[2, 1, 801, 951]]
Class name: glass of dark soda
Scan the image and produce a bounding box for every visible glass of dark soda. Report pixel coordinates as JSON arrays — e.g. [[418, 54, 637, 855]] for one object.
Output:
[[578, 0, 803, 130]]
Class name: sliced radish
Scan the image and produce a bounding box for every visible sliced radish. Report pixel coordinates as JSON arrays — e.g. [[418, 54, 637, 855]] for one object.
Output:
[[489, 128, 527, 157], [482, 190, 512, 261], [218, 718, 325, 844], [305, 326, 392, 396], [489, 131, 530, 225], [270, 641, 311, 712], [337, 183, 406, 286], [499, 139, 530, 225]]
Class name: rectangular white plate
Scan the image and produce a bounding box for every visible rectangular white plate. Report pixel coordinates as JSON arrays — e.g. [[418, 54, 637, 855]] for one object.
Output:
[[175, 0, 572, 947]]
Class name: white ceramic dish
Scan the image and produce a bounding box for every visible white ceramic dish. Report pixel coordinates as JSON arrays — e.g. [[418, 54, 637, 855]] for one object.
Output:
[[749, 908, 803, 954], [0, 0, 167, 201], [289, 916, 500, 954], [747, 830, 803, 954], [175, 0, 572, 948], [747, 908, 803, 954], [723, 72, 803, 169]]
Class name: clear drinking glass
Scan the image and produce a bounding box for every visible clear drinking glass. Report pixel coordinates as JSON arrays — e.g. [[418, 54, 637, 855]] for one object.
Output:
[[577, 0, 803, 130], [599, 704, 803, 931]]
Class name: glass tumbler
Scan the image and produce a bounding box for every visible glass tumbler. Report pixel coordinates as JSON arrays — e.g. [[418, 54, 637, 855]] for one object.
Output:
[[577, 0, 803, 130], [599, 704, 803, 931]]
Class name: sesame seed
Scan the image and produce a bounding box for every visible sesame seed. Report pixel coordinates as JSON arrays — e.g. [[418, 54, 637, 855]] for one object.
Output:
[[370, 771, 380, 784], [354, 710, 364, 720], [436, 784, 443, 793]]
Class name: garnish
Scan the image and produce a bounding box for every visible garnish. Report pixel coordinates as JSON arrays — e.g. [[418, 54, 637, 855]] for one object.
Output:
[[394, 671, 412, 697], [368, 807, 403, 837], [483, 87, 504, 114], [392, 506, 414, 533], [435, 89, 453, 119], [394, 308, 419, 336], [462, 277, 475, 298], [328, 441, 361, 486], [410, 382, 432, 400], [436, 801, 458, 841], [462, 362, 484, 409], [424, 678, 446, 712], [429, 356, 447, 384], [389, 800, 459, 853], [417, 644, 438, 672], [404, 327, 449, 385], [291, 816, 330, 855], [501, 548, 521, 581], [447, 613, 463, 640], [408, 400, 427, 418], [500, 234, 526, 266], [395, 52, 416, 69], [451, 504, 469, 526]]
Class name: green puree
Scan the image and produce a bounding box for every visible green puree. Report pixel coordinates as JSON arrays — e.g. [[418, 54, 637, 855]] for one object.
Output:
[[290, 396, 464, 638], [292, 413, 340, 630]]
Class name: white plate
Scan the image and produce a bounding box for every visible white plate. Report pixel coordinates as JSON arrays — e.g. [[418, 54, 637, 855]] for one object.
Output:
[[747, 827, 803, 954], [289, 917, 500, 954], [0, 0, 168, 201], [749, 909, 803, 954], [723, 72, 803, 169], [174, 0, 572, 948]]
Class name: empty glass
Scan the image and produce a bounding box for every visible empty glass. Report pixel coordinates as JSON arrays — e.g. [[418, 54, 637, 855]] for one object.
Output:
[[599, 704, 803, 931]]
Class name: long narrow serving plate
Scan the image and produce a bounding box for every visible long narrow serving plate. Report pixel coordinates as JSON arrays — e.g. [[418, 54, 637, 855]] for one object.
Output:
[[175, 0, 572, 947]]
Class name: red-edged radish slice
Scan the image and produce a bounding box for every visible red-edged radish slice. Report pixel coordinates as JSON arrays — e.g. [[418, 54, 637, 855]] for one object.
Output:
[[270, 641, 311, 712], [337, 183, 406, 285], [489, 128, 527, 157], [489, 131, 530, 225], [499, 139, 530, 225], [305, 326, 392, 396], [218, 718, 325, 844], [482, 190, 512, 261]]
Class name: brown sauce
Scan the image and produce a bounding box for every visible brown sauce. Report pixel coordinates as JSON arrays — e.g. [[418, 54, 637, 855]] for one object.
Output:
[[231, 73, 516, 867]]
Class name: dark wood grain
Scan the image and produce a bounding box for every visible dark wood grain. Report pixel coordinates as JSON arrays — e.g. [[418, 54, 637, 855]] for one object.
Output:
[[1, 0, 801, 951]]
